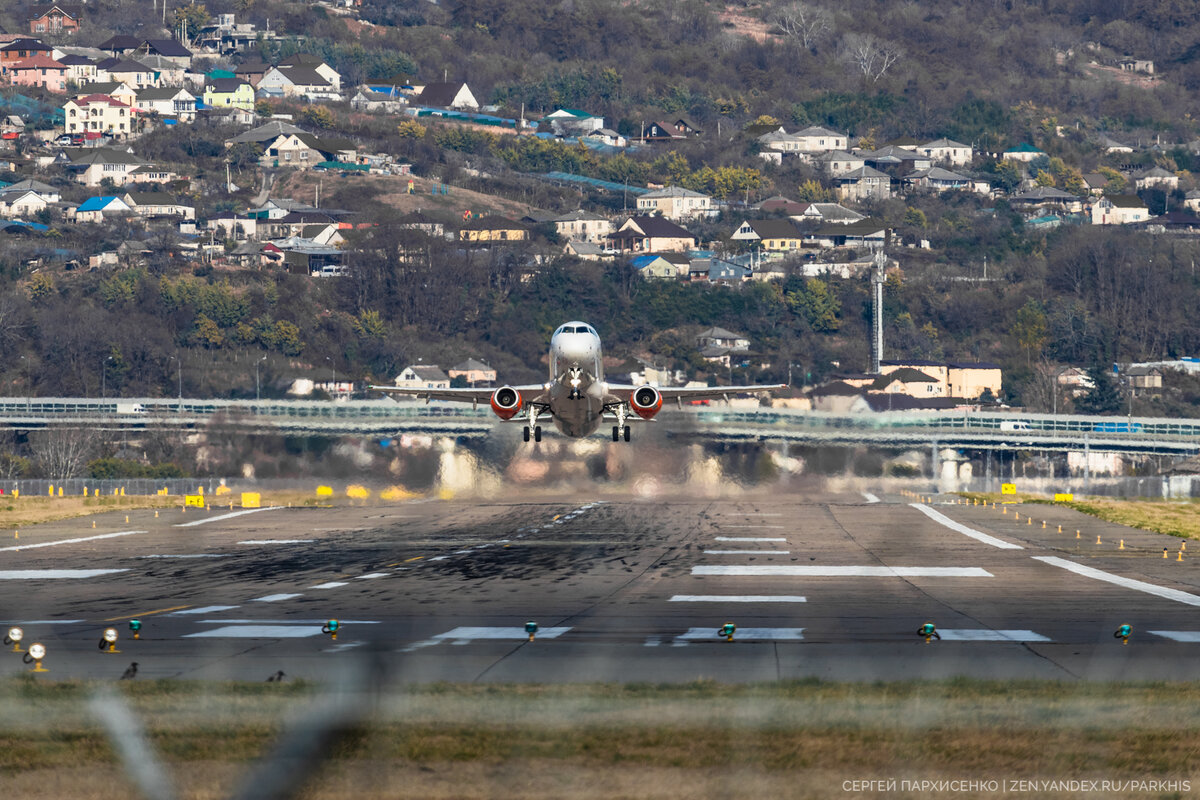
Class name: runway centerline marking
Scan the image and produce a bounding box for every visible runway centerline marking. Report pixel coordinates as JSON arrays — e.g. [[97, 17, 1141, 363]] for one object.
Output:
[[174, 507, 281, 528], [0, 530, 147, 553], [310, 581, 349, 589], [670, 595, 806, 603], [1033, 556, 1200, 607], [704, 550, 791, 555], [171, 605, 239, 616], [0, 569, 130, 579], [237, 539, 314, 545], [692, 566, 993, 577], [104, 605, 192, 622], [184, 625, 322, 639], [937, 629, 1050, 642], [252, 593, 303, 603], [713, 536, 786, 542], [1149, 631, 1200, 642], [676, 627, 804, 642], [911, 504, 1023, 550], [862, 492, 880, 503]]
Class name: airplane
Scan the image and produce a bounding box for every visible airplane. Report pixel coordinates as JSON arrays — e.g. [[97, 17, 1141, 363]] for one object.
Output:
[[370, 321, 785, 442]]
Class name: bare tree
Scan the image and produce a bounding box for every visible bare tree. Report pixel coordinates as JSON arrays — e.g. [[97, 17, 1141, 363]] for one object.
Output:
[[841, 33, 902, 82], [773, 2, 832, 50], [30, 428, 97, 481]]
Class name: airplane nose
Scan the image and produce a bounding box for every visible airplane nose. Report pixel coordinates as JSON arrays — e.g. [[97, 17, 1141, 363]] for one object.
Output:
[[558, 336, 595, 365]]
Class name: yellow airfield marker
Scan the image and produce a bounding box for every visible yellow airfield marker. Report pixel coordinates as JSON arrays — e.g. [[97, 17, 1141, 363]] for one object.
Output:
[[1096, 534, 1102, 544], [1058, 525, 1062, 533], [1027, 517, 1032, 526], [1119, 540, 1125, 550], [1164, 548, 1170, 559], [1179, 550, 1185, 562], [92, 520, 96, 528], [12, 530, 17, 540], [1076, 530, 1081, 539]]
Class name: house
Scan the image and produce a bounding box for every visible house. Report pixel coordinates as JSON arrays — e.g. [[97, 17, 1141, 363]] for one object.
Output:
[[459, 215, 527, 242], [791, 202, 865, 225], [415, 81, 477, 110], [1009, 186, 1085, 214], [583, 128, 626, 147], [235, 62, 271, 86], [755, 195, 808, 215], [833, 165, 892, 201], [77, 80, 136, 102], [552, 210, 611, 243], [0, 189, 50, 218], [137, 39, 192, 69], [814, 150, 866, 176], [447, 358, 496, 385], [1081, 172, 1113, 195], [0, 179, 59, 202], [631, 253, 689, 279], [1002, 143, 1045, 162], [7, 55, 67, 92], [1119, 58, 1154, 75], [636, 121, 684, 143], [708, 259, 752, 285], [97, 34, 140, 55], [135, 54, 186, 87], [122, 191, 195, 220], [63, 94, 135, 139], [194, 13, 275, 54], [71, 195, 132, 222], [1125, 365, 1163, 392], [1134, 166, 1178, 191], [225, 119, 305, 146], [57, 54, 95, 84], [730, 219, 803, 252], [544, 108, 604, 135], [350, 86, 406, 113], [903, 167, 977, 193], [697, 326, 750, 351], [61, 146, 146, 186], [870, 367, 944, 396], [671, 117, 702, 137], [0, 39, 56, 68], [757, 125, 848, 155], [1097, 134, 1133, 154], [277, 54, 341, 91], [563, 240, 607, 260], [98, 58, 156, 88], [918, 138, 973, 166], [1185, 190, 1200, 213], [606, 216, 695, 253], [257, 65, 339, 101], [202, 78, 255, 110], [394, 365, 450, 389], [636, 185, 714, 221], [273, 239, 345, 275], [804, 220, 888, 249], [1090, 194, 1150, 225], [395, 211, 445, 238], [135, 87, 195, 120], [880, 360, 1002, 400], [28, 4, 82, 34], [860, 146, 932, 174], [259, 132, 354, 169]]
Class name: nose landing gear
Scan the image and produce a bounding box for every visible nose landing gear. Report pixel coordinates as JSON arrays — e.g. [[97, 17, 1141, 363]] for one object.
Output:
[[611, 425, 630, 442], [524, 426, 542, 442]]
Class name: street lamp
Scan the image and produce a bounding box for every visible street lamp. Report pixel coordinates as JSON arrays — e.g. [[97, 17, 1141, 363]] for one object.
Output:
[[101, 355, 114, 399], [325, 357, 336, 397], [255, 355, 267, 402], [168, 355, 182, 412], [18, 356, 28, 413]]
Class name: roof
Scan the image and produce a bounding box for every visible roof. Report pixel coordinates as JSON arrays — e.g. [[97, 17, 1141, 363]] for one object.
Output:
[[0, 179, 57, 195], [1, 39, 53, 51], [401, 365, 448, 381], [236, 62, 272, 75], [10, 55, 65, 70], [836, 165, 891, 180], [71, 93, 129, 107], [737, 219, 801, 239], [621, 215, 693, 239], [98, 35, 140, 51], [141, 39, 191, 57], [794, 125, 845, 138], [77, 195, 125, 211], [1011, 186, 1079, 201], [1139, 166, 1175, 178], [227, 120, 305, 144], [279, 53, 327, 67], [1101, 194, 1146, 208], [863, 395, 968, 412], [451, 358, 494, 372], [554, 209, 608, 223], [697, 326, 746, 340], [268, 66, 331, 87], [807, 203, 864, 222], [461, 215, 524, 231], [906, 167, 970, 181], [874, 368, 939, 387], [65, 147, 144, 166], [57, 54, 94, 66], [921, 138, 970, 149], [105, 59, 154, 74], [79, 81, 131, 94], [416, 82, 469, 107], [815, 150, 863, 163], [641, 185, 708, 199], [1004, 143, 1044, 153], [124, 191, 179, 206], [207, 78, 251, 93], [27, 4, 83, 20], [137, 87, 192, 101]]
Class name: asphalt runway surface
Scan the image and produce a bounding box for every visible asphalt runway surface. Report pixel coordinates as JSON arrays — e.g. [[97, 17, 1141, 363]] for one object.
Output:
[[4, 490, 1200, 683]]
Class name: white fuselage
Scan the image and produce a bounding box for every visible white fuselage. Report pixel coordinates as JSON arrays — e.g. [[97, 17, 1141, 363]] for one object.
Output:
[[547, 321, 607, 437]]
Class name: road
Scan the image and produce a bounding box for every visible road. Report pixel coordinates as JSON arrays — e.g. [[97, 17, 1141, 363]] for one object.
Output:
[[3, 490, 1200, 683]]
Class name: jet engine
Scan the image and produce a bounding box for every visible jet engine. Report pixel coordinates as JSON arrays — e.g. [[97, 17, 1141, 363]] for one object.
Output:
[[489, 386, 522, 419], [630, 385, 663, 420]]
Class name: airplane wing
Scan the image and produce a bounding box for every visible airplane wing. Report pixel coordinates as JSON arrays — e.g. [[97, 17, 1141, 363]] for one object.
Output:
[[369, 384, 546, 405], [606, 383, 787, 406]]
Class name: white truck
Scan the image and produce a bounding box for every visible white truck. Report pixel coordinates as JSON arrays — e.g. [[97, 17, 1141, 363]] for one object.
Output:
[[116, 402, 147, 415]]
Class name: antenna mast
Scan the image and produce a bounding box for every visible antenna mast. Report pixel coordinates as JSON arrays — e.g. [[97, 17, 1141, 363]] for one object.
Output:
[[870, 248, 886, 374]]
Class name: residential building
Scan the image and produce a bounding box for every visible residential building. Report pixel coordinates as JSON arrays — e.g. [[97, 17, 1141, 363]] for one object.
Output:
[[98, 58, 156, 88], [135, 54, 186, 87], [903, 167, 976, 193], [918, 138, 973, 166], [0, 189, 50, 218], [757, 125, 848, 155], [790, 202, 865, 225], [122, 191, 195, 220], [1125, 365, 1163, 391], [414, 81, 477, 110], [814, 150, 866, 176], [606, 216, 695, 253], [28, 4, 83, 34], [202, 78, 255, 110], [257, 65, 339, 101], [60, 146, 147, 185], [1090, 194, 1150, 225], [77, 80, 136, 102], [57, 54, 95, 84], [135, 87, 196, 120], [544, 108, 604, 135], [859, 146, 932, 174], [552, 210, 611, 243], [0, 39, 56, 68], [259, 132, 356, 169], [1009, 186, 1085, 214], [459, 215, 527, 242], [697, 326, 750, 351], [632, 253, 687, 279], [447, 359, 496, 385], [730, 219, 804, 252], [0, 179, 60, 202], [1002, 143, 1045, 162], [880, 360, 1002, 400], [834, 165, 892, 201], [636, 185, 714, 221], [350, 86, 406, 113], [7, 55, 67, 92], [871, 368, 944, 396], [803, 220, 888, 249], [1135, 166, 1178, 191], [394, 365, 450, 389], [63, 94, 134, 139], [137, 39, 192, 69], [96, 34, 140, 56], [277, 54, 341, 91], [71, 194, 133, 222]]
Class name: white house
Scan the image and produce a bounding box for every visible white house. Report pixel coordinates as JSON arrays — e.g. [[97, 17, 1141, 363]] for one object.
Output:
[[757, 125, 848, 155], [0, 189, 49, 218], [1090, 194, 1150, 225], [919, 138, 973, 166], [394, 364, 450, 389], [414, 81, 477, 111], [63, 93, 135, 138], [636, 186, 715, 221], [134, 87, 195, 120], [257, 65, 340, 101]]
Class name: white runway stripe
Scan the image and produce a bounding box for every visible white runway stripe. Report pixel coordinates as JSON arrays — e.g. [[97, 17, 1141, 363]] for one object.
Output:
[[862, 492, 880, 503], [721, 525, 785, 529], [175, 507, 280, 527], [911, 504, 1024, 550], [937, 629, 1050, 642], [714, 536, 786, 542], [185, 625, 321, 639], [171, 605, 238, 615], [310, 581, 349, 589], [1033, 556, 1200, 607], [238, 539, 314, 545], [0, 569, 129, 579], [137, 554, 229, 559], [356, 572, 389, 579], [252, 593, 303, 603], [670, 595, 806, 603], [1149, 631, 1200, 642], [704, 550, 790, 555], [693, 565, 993, 577], [0, 530, 146, 553], [2, 619, 84, 624]]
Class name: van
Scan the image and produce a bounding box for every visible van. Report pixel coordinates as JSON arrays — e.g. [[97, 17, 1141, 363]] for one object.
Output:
[[116, 402, 147, 415], [999, 420, 1030, 431]]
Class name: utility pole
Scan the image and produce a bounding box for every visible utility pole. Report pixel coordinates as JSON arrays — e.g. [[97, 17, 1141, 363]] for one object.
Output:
[[256, 356, 267, 402], [870, 248, 886, 374]]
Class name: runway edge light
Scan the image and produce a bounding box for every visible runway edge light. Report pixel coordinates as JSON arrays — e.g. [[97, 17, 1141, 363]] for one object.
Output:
[[719, 622, 736, 642], [321, 619, 339, 641], [4, 626, 23, 652], [1114, 624, 1132, 645], [100, 627, 120, 654], [918, 622, 939, 643], [23, 642, 47, 672], [525, 621, 538, 642], [129, 619, 141, 640]]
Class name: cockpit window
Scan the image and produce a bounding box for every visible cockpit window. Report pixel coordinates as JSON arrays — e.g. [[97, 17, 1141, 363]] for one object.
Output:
[[586, 326, 597, 336]]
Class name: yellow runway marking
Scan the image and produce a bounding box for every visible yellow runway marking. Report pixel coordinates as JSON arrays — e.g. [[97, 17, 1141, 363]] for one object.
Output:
[[404, 556, 424, 563], [105, 604, 191, 622]]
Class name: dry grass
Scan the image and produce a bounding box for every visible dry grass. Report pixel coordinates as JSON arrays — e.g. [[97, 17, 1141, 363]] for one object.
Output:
[[2, 679, 1199, 798], [959, 492, 1200, 541]]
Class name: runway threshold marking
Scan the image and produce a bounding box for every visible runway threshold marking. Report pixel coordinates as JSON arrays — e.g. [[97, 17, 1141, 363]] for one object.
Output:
[[1032, 556, 1200, 607], [692, 566, 993, 577], [171, 605, 239, 615], [937, 629, 1050, 642], [862, 492, 880, 503], [713, 536, 786, 542], [185, 625, 323, 639], [402, 626, 573, 650], [0, 530, 147, 553], [104, 605, 192, 622], [670, 595, 806, 603], [675, 627, 804, 642], [911, 504, 1024, 550], [0, 569, 130, 579], [252, 593, 303, 603], [174, 507, 281, 528], [704, 549, 791, 555], [310, 581, 349, 589]]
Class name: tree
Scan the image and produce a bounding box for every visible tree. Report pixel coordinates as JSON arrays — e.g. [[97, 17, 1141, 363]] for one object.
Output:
[[787, 278, 841, 332], [300, 106, 336, 129], [30, 428, 95, 481], [1075, 366, 1122, 414], [173, 2, 209, 41], [841, 33, 902, 83], [773, 2, 832, 50], [1011, 299, 1047, 365]]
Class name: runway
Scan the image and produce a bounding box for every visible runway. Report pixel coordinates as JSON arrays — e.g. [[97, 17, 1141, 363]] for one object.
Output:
[[3, 490, 1200, 683]]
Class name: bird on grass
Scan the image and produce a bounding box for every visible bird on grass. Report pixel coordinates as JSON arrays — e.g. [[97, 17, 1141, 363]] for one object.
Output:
[[266, 670, 285, 682], [120, 662, 138, 680]]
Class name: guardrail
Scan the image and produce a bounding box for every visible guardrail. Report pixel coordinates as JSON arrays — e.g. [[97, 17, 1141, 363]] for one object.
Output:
[[0, 398, 1196, 453]]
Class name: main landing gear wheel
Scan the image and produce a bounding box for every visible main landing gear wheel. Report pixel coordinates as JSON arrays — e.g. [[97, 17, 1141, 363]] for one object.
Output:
[[612, 426, 620, 442], [534, 426, 542, 443], [523, 426, 530, 442], [623, 425, 631, 442]]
